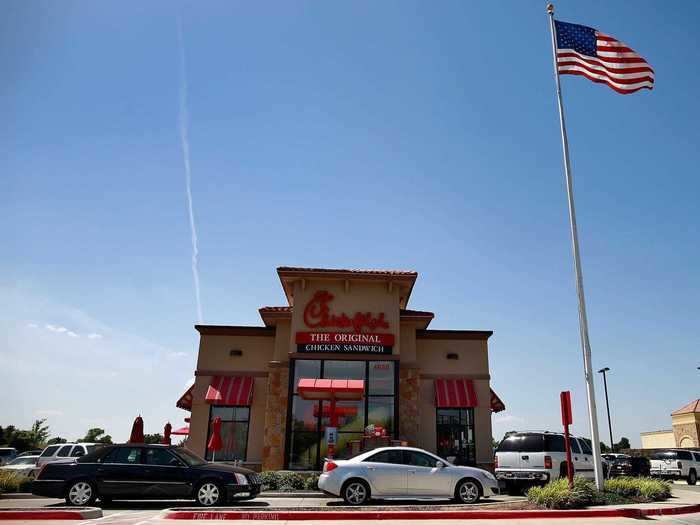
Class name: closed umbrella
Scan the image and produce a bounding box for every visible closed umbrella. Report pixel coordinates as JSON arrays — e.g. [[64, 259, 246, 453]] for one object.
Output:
[[207, 416, 223, 462], [129, 416, 144, 443], [172, 426, 189, 436], [162, 422, 172, 445]]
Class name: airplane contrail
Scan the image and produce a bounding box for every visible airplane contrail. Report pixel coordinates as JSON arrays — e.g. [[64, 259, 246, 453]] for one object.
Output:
[[177, 14, 203, 324]]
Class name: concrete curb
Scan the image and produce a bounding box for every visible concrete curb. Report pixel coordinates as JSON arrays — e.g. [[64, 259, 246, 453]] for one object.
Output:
[[0, 507, 103, 520], [0, 493, 41, 499], [263, 492, 327, 498], [161, 504, 700, 520]]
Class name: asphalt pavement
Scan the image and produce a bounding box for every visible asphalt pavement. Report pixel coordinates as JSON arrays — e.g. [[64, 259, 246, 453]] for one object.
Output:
[[0, 483, 698, 525]]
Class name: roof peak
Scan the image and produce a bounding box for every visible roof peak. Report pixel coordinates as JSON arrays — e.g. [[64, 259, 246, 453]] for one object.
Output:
[[671, 399, 700, 416]]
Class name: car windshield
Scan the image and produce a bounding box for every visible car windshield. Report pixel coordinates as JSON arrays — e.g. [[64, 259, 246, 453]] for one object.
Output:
[[172, 448, 206, 466], [651, 451, 678, 460], [8, 457, 36, 466]]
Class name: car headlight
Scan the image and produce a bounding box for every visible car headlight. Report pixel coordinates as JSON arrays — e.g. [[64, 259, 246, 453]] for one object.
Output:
[[234, 473, 248, 485]]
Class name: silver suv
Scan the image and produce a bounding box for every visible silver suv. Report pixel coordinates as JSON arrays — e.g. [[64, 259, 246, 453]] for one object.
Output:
[[495, 432, 601, 494], [36, 443, 100, 468]]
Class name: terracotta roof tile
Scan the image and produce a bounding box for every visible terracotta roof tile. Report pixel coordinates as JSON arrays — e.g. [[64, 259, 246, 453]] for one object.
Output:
[[671, 399, 700, 415], [259, 306, 293, 313], [277, 266, 417, 277]]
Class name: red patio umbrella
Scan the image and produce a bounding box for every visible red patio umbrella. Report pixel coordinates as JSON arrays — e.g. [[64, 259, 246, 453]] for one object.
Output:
[[207, 416, 223, 462], [171, 425, 189, 435], [128, 416, 144, 443], [161, 422, 172, 445]]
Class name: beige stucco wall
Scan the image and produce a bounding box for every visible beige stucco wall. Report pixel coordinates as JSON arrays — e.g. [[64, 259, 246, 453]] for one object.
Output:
[[640, 430, 676, 449], [188, 333, 275, 459], [415, 336, 492, 467], [290, 279, 400, 354]]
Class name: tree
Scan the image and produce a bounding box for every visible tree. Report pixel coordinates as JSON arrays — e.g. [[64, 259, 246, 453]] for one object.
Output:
[[615, 437, 631, 451], [80, 428, 112, 444], [28, 419, 51, 448], [600, 441, 610, 453], [144, 433, 163, 445]]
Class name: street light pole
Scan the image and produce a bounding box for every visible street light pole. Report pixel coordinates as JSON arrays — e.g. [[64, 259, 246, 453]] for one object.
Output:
[[598, 367, 614, 452]]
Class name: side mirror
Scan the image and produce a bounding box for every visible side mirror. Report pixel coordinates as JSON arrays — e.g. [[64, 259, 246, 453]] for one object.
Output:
[[435, 461, 445, 468], [169, 458, 181, 467]]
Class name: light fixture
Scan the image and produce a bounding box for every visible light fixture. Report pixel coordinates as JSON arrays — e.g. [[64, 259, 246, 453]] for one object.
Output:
[[230, 349, 243, 357]]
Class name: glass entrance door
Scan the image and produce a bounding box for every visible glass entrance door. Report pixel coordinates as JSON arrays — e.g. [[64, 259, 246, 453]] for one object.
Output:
[[436, 408, 475, 466]]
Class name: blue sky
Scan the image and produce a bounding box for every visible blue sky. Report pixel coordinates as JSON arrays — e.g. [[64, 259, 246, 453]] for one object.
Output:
[[2, 0, 698, 445]]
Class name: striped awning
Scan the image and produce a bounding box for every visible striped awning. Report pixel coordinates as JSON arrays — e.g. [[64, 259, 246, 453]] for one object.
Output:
[[176, 384, 194, 411], [205, 376, 254, 406], [434, 378, 478, 408], [490, 389, 506, 413]]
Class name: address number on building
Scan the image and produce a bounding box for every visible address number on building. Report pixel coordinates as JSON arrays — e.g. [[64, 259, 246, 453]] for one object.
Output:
[[296, 332, 394, 355]]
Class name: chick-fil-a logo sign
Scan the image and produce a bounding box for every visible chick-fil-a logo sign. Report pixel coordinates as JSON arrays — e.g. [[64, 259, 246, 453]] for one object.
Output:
[[303, 290, 390, 333]]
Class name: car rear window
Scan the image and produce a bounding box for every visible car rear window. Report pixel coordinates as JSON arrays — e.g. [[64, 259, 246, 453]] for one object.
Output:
[[694, 453, 700, 462], [497, 434, 544, 452], [677, 451, 693, 460], [544, 435, 566, 452], [651, 451, 678, 460], [365, 450, 403, 464], [40, 445, 60, 457]]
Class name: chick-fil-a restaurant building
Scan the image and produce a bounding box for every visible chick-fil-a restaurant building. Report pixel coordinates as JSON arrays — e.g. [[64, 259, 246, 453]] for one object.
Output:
[[177, 267, 505, 471]]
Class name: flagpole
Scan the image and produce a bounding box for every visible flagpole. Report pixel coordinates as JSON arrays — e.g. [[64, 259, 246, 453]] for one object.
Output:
[[546, 3, 605, 490]]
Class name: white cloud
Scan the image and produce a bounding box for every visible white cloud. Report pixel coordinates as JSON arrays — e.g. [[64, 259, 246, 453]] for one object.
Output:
[[493, 414, 525, 425], [26, 322, 39, 329], [46, 324, 68, 333], [67, 331, 79, 338], [35, 409, 64, 417], [87, 333, 103, 339]]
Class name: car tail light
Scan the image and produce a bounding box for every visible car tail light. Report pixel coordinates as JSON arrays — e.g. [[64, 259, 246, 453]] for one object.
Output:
[[323, 461, 337, 473], [544, 456, 553, 469], [494, 455, 498, 469]]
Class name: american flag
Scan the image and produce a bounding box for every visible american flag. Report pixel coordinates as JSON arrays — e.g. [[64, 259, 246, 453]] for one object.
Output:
[[554, 20, 654, 94]]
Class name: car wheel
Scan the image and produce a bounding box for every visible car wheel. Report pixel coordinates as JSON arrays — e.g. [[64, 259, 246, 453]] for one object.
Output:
[[455, 478, 481, 504], [688, 470, 697, 486], [342, 479, 370, 506], [196, 481, 224, 506], [65, 480, 97, 506]]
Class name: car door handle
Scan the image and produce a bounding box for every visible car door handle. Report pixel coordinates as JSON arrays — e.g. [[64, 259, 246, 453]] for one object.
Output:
[[521, 456, 529, 460], [408, 469, 416, 473], [367, 467, 376, 471]]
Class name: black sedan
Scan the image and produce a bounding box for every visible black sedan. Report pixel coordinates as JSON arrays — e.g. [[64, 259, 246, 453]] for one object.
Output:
[[603, 453, 651, 478], [32, 444, 260, 506]]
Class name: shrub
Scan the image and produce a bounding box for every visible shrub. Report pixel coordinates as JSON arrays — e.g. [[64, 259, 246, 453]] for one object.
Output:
[[604, 477, 671, 502], [0, 471, 33, 494], [304, 473, 320, 490], [527, 477, 600, 509], [258, 471, 319, 492]]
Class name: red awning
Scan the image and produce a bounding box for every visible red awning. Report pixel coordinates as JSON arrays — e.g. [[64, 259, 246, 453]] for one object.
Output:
[[297, 378, 365, 401], [490, 389, 506, 413], [176, 384, 194, 411], [434, 378, 478, 408], [205, 376, 254, 406]]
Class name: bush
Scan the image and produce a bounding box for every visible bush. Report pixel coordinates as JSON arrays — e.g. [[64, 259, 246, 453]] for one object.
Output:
[[304, 473, 320, 490], [527, 477, 600, 509], [258, 471, 318, 492], [0, 471, 33, 494], [604, 477, 671, 501]]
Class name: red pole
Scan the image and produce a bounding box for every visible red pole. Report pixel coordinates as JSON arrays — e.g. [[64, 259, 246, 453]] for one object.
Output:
[[560, 391, 574, 488], [563, 423, 574, 488], [328, 398, 337, 460]]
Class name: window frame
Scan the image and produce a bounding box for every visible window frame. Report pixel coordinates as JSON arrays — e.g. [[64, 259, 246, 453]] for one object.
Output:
[[101, 446, 143, 465], [435, 407, 477, 465], [285, 358, 399, 470], [205, 404, 251, 462], [56, 445, 73, 457]]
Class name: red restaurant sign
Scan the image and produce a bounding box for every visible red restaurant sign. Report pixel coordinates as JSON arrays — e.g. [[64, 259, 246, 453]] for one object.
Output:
[[303, 290, 390, 333]]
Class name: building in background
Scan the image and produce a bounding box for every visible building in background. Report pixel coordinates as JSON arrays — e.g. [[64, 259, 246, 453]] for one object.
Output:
[[176, 267, 505, 471], [640, 399, 700, 449]]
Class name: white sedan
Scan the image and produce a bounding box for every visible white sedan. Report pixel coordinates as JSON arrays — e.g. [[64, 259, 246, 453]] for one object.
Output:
[[0, 455, 40, 478], [318, 446, 499, 505]]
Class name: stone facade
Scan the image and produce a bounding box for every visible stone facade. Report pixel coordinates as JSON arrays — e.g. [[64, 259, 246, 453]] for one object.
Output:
[[398, 367, 420, 444], [672, 421, 699, 448], [262, 365, 289, 470]]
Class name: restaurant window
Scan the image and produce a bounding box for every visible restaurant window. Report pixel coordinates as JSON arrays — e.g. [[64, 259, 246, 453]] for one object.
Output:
[[286, 359, 397, 470], [436, 408, 476, 466], [206, 406, 250, 461]]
